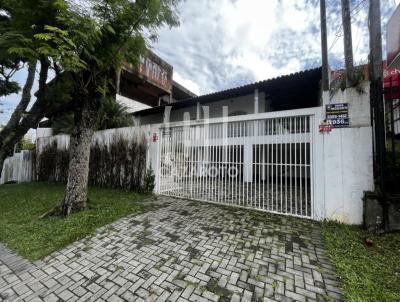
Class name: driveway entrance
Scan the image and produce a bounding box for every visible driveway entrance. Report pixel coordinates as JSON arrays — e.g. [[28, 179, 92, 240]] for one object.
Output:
[[0, 197, 342, 301]]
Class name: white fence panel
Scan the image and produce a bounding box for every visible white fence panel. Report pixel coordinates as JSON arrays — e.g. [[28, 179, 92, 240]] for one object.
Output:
[[0, 151, 35, 184]]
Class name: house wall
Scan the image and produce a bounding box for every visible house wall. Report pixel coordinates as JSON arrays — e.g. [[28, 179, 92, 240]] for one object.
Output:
[[137, 91, 266, 125], [117, 94, 151, 114]]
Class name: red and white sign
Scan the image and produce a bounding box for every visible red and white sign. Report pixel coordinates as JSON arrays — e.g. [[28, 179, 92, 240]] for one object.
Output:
[[383, 60, 400, 100], [319, 121, 332, 133], [387, 4, 400, 68], [152, 133, 158, 142]]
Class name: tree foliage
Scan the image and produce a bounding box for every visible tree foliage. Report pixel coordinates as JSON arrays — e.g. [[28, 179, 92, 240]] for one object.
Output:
[[52, 97, 133, 134]]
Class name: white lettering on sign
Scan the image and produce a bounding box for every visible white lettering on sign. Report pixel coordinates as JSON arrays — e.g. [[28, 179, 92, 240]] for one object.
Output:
[[139, 56, 170, 89]]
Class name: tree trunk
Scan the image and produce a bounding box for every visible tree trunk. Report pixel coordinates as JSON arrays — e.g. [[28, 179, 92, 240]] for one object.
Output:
[[341, 0, 355, 87], [0, 60, 37, 144], [60, 98, 99, 215], [0, 59, 48, 176]]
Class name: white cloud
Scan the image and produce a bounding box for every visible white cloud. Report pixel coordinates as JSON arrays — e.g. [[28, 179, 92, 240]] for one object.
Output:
[[173, 72, 201, 95], [153, 0, 398, 96]]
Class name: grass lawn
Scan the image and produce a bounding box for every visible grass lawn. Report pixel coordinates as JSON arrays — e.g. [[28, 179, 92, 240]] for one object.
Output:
[[0, 182, 149, 260], [322, 222, 400, 302]]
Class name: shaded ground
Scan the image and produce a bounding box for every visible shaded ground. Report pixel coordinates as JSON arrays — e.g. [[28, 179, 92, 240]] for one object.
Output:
[[0, 196, 343, 302]]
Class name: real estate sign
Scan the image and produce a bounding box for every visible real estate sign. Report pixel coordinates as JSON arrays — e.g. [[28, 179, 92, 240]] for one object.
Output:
[[326, 103, 350, 128]]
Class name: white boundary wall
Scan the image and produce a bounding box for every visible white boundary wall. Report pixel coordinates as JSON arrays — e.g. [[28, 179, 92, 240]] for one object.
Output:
[[319, 83, 374, 224], [0, 150, 35, 184]]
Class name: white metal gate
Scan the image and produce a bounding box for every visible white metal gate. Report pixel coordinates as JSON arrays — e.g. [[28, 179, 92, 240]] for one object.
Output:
[[157, 115, 314, 218]]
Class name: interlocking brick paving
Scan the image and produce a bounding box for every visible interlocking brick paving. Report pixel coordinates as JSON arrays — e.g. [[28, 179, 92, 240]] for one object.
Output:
[[0, 197, 343, 301]]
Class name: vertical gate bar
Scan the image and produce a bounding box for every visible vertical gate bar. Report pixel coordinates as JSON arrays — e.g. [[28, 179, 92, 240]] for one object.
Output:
[[201, 125, 204, 200], [170, 128, 175, 196], [280, 118, 283, 213], [164, 128, 168, 195], [170, 129, 174, 197], [250, 121, 253, 207], [289, 118, 292, 214], [222, 122, 225, 204], [177, 128, 181, 197], [305, 116, 309, 217], [158, 129, 162, 194], [183, 125, 189, 197], [167, 128, 171, 196], [261, 120, 264, 210], [284, 118, 287, 214], [228, 122, 231, 204], [180, 127, 184, 197], [172, 128, 177, 197], [267, 119, 270, 211], [198, 126, 202, 200], [226, 123, 230, 204], [231, 123, 234, 205], [275, 118, 278, 212], [227, 123, 230, 205], [204, 124, 207, 201], [259, 120, 262, 209], [240, 122, 243, 206], [212, 124, 218, 201], [205, 124, 209, 201], [191, 126, 195, 199], [235, 123, 238, 206], [300, 116, 303, 216], [189, 127, 193, 198], [175, 128, 180, 197], [310, 115, 314, 218], [271, 119, 274, 211], [194, 126, 198, 199], [294, 116, 298, 215], [211, 124, 214, 202], [218, 123, 221, 204], [245, 122, 248, 206], [290, 117, 293, 214]]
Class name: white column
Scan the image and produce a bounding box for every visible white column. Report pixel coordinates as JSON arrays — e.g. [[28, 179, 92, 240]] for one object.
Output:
[[254, 89, 259, 114]]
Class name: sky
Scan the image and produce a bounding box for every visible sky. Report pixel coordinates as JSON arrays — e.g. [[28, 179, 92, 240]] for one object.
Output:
[[1, 0, 400, 125]]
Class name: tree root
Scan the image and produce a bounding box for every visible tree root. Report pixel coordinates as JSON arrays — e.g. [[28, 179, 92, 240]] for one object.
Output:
[[39, 204, 64, 219]]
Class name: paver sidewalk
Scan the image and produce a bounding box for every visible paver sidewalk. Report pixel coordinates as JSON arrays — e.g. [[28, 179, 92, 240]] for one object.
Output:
[[0, 197, 343, 301]]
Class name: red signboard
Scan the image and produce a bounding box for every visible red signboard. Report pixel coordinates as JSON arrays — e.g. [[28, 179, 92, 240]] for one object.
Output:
[[383, 60, 400, 100], [152, 133, 158, 142], [137, 51, 173, 92], [387, 4, 400, 68], [319, 121, 332, 133]]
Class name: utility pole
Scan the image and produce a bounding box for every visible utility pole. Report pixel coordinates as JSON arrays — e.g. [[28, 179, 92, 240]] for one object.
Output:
[[320, 0, 329, 91], [369, 0, 388, 231], [341, 0, 355, 86]]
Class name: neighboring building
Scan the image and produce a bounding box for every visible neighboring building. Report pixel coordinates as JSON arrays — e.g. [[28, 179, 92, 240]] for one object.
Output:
[[117, 50, 196, 114]]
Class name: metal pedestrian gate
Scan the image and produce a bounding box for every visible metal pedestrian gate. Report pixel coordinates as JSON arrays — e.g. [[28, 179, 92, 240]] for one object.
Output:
[[157, 115, 314, 218]]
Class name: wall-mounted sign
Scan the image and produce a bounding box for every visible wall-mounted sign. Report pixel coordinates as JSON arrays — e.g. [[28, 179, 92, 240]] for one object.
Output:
[[152, 133, 158, 142], [319, 121, 332, 133], [326, 103, 350, 128]]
